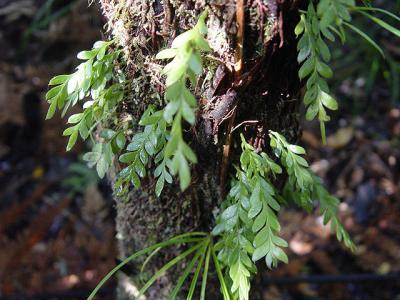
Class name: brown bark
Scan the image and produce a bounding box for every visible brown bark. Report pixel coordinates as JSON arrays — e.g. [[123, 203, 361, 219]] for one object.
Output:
[[99, 0, 304, 298]]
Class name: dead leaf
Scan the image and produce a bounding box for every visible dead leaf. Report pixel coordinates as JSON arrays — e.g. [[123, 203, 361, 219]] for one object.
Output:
[[302, 130, 320, 148], [327, 127, 354, 149]]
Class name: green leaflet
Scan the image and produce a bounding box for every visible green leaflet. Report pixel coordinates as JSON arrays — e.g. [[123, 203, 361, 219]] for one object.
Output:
[[46, 39, 125, 157], [296, 1, 400, 143], [45, 39, 126, 178], [82, 128, 126, 179], [313, 177, 355, 251], [212, 135, 286, 300], [269, 131, 313, 210], [46, 40, 120, 122], [115, 106, 170, 198], [155, 10, 210, 192], [269, 131, 355, 250], [295, 2, 344, 143]]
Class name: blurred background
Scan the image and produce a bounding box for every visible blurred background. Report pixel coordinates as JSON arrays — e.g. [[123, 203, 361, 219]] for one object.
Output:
[[0, 1, 116, 299], [0, 0, 399, 299]]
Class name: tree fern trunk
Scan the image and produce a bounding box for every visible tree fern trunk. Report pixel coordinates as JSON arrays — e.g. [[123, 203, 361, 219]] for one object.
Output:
[[99, 0, 304, 298]]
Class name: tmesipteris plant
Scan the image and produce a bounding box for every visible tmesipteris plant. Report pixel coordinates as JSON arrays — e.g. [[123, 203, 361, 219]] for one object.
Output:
[[44, 3, 399, 300], [295, 0, 400, 143], [45, 39, 127, 178]]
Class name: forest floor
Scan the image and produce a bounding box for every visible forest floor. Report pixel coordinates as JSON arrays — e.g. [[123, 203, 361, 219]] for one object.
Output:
[[0, 1, 399, 299]]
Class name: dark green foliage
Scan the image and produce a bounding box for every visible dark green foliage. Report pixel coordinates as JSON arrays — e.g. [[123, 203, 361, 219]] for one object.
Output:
[[155, 11, 210, 191], [295, 0, 399, 142], [295, 1, 349, 143], [115, 107, 169, 197], [212, 132, 354, 300]]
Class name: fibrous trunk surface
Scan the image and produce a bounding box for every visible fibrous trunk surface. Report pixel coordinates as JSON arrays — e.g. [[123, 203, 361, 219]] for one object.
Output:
[[99, 0, 303, 298]]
